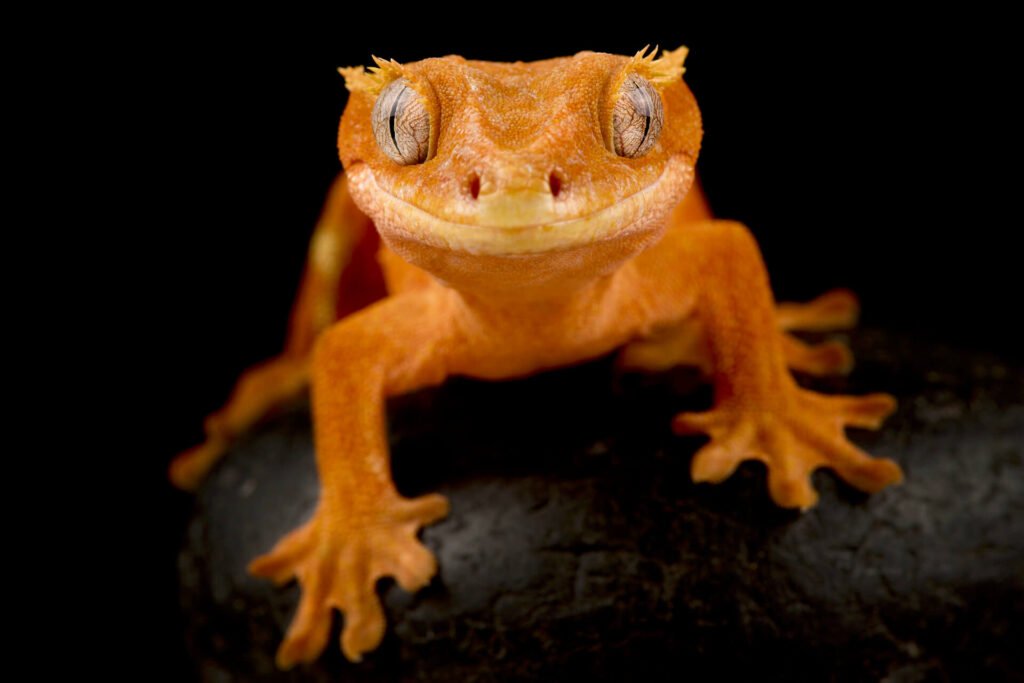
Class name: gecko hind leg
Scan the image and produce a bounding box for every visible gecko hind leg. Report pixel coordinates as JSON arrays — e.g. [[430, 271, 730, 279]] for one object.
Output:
[[776, 288, 860, 376], [169, 355, 310, 490], [617, 314, 853, 378], [170, 174, 383, 491]]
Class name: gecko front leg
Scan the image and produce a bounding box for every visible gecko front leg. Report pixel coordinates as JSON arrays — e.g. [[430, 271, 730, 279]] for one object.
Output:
[[249, 288, 461, 666], [668, 220, 902, 509]]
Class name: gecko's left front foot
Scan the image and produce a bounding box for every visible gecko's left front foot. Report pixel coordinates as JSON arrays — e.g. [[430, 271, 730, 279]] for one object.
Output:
[[673, 387, 902, 509]]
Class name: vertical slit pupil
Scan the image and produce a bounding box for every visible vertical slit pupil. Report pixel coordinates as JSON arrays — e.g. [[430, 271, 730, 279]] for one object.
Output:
[[633, 79, 653, 155], [388, 87, 405, 154]]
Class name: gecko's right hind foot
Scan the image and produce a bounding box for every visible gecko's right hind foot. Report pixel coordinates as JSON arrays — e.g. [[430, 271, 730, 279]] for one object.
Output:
[[169, 437, 229, 491]]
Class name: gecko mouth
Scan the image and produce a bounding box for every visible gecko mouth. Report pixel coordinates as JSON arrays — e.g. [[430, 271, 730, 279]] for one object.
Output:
[[345, 156, 694, 256]]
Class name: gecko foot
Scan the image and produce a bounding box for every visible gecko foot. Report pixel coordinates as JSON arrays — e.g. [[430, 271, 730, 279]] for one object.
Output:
[[249, 493, 449, 667], [170, 355, 310, 491], [169, 437, 229, 491], [782, 334, 854, 376], [672, 388, 902, 509], [777, 288, 859, 332]]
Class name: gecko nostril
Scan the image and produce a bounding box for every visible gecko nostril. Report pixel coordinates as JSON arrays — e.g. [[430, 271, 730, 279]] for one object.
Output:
[[467, 172, 481, 200], [548, 170, 563, 198]]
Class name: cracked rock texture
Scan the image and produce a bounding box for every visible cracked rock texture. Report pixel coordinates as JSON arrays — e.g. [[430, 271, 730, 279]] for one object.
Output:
[[179, 330, 1024, 681]]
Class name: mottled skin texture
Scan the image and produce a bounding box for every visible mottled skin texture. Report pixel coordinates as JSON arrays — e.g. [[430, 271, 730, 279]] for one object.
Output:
[[171, 49, 903, 667]]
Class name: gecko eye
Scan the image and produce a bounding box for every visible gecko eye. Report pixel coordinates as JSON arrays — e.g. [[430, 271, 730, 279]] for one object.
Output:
[[371, 78, 431, 165], [610, 74, 664, 158]]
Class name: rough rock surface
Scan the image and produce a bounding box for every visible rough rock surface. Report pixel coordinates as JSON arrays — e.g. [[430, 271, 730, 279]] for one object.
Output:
[[179, 329, 1024, 681]]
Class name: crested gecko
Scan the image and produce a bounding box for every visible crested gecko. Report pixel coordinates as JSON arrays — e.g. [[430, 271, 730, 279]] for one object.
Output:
[[171, 47, 903, 668]]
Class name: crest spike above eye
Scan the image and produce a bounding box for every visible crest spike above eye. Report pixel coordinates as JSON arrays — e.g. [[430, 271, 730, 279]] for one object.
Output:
[[628, 45, 688, 85], [631, 44, 662, 65], [338, 56, 405, 95], [649, 45, 688, 84]]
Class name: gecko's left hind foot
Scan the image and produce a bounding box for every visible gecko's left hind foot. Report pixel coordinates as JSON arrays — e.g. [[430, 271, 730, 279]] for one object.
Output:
[[782, 334, 854, 376], [777, 288, 860, 332]]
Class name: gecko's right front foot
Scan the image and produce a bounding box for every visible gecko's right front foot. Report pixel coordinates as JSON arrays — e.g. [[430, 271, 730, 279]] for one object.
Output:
[[249, 493, 449, 667]]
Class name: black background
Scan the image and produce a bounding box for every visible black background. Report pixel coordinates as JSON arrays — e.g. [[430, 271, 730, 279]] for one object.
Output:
[[104, 11, 1016, 679]]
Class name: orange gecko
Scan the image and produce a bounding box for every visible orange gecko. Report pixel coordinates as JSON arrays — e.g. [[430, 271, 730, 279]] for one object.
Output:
[[171, 47, 903, 667]]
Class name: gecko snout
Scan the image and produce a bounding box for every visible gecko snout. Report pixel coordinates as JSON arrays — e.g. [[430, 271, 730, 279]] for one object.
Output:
[[465, 169, 565, 200], [462, 164, 568, 227]]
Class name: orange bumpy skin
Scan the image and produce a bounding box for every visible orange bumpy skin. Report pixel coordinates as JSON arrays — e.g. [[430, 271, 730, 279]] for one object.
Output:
[[171, 47, 902, 667]]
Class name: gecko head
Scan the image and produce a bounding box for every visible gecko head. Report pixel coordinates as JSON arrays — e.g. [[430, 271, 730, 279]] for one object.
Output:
[[338, 48, 702, 293]]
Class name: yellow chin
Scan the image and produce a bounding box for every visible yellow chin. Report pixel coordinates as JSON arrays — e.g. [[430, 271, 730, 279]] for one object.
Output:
[[346, 157, 694, 257]]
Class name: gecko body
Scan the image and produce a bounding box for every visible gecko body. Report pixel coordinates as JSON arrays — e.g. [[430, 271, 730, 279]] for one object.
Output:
[[172, 48, 901, 667]]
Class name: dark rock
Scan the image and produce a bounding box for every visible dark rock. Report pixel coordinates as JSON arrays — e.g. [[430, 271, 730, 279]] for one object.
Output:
[[179, 329, 1024, 682]]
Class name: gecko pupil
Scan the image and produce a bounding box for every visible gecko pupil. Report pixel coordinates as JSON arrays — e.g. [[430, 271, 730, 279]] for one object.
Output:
[[633, 81, 653, 154], [388, 86, 405, 154]]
